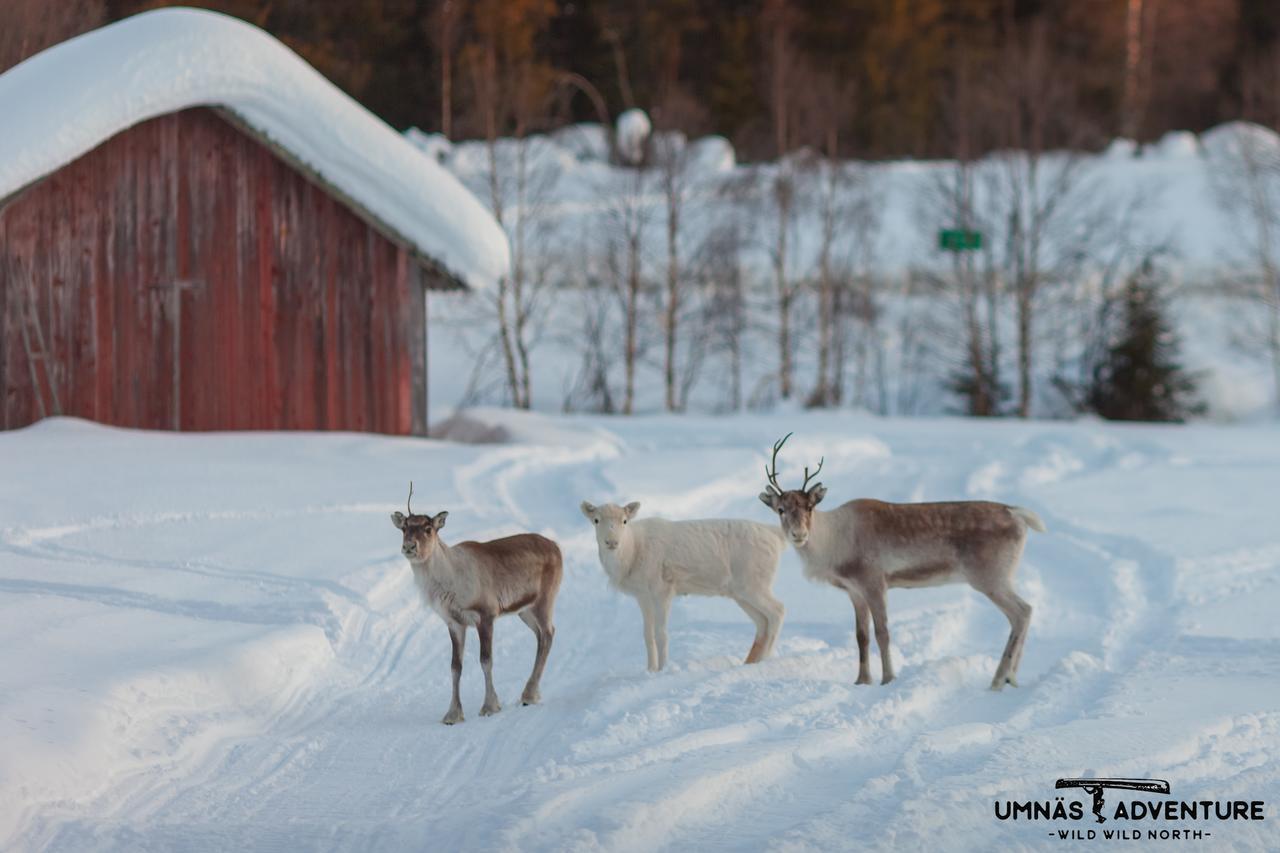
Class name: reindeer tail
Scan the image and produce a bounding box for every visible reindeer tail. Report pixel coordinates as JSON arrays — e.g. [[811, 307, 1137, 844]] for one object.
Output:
[[1008, 506, 1047, 533]]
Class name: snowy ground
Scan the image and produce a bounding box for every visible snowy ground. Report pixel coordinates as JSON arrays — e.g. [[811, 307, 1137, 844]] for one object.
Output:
[[2, 409, 1278, 851]]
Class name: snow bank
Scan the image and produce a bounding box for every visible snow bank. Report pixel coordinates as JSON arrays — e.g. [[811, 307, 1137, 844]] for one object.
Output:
[[1200, 121, 1280, 159], [402, 128, 453, 165], [431, 406, 623, 451], [0, 8, 509, 291], [616, 108, 651, 164], [687, 135, 736, 174]]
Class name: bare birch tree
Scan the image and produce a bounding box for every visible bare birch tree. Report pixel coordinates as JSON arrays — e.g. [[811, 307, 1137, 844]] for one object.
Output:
[[427, 0, 463, 138], [652, 91, 705, 412], [987, 19, 1094, 418], [595, 146, 654, 415], [926, 46, 1004, 416], [760, 0, 802, 400], [703, 174, 757, 412], [1209, 117, 1280, 412], [1121, 0, 1159, 141], [798, 68, 859, 408], [460, 0, 556, 408], [830, 176, 880, 410]]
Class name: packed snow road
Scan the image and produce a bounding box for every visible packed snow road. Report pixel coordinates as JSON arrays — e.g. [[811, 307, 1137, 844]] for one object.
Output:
[[1, 411, 1277, 851]]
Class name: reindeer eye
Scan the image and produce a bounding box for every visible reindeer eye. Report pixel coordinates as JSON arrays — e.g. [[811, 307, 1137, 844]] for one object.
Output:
[[623, 520, 627, 525], [778, 509, 784, 515], [593, 519, 598, 524]]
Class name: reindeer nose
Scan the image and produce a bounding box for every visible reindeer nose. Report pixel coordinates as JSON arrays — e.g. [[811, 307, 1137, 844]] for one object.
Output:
[[605, 540, 618, 550]]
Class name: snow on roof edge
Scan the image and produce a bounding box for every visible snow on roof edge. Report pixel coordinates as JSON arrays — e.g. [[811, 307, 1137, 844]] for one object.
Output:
[[0, 7, 509, 291]]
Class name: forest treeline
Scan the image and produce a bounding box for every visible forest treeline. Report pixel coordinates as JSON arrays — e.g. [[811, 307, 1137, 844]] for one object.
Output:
[[4, 1, 1280, 160]]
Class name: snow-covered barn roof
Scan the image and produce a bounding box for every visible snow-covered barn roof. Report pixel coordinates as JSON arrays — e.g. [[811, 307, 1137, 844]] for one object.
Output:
[[0, 8, 509, 291]]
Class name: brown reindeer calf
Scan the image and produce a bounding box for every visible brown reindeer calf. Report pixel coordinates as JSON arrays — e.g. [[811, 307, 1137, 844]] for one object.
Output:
[[392, 485, 562, 724]]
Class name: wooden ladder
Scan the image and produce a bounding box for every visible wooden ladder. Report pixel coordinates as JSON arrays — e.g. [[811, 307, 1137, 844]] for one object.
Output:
[[14, 264, 61, 419]]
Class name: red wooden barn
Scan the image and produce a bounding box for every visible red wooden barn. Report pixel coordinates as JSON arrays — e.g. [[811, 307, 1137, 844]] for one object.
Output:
[[0, 9, 508, 436]]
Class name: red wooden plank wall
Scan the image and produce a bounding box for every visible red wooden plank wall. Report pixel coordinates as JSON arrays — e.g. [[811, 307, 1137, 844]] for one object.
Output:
[[0, 107, 428, 434]]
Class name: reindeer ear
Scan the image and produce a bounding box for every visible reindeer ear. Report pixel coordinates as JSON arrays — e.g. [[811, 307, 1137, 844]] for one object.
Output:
[[624, 501, 641, 519], [808, 484, 827, 506], [391, 511, 406, 530], [759, 491, 779, 509], [432, 511, 449, 530], [580, 501, 597, 519]]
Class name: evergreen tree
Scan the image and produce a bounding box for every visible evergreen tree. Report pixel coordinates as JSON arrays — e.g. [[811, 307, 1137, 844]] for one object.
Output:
[[949, 358, 1008, 417], [1087, 260, 1204, 422]]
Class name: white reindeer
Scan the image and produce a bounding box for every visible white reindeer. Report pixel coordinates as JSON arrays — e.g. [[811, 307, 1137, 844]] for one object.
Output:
[[580, 500, 786, 671], [393, 484, 562, 724], [758, 434, 1045, 690]]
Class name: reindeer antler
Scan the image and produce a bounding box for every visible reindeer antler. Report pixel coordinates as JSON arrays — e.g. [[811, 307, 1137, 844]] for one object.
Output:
[[764, 432, 792, 495], [765, 433, 823, 494], [407, 481, 415, 516], [801, 456, 824, 492]]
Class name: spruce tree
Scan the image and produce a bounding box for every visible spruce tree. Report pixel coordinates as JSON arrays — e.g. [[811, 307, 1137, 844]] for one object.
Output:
[[1087, 261, 1203, 422]]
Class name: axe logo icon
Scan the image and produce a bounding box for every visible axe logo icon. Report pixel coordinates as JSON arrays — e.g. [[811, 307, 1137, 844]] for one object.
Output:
[[1055, 778, 1172, 823]]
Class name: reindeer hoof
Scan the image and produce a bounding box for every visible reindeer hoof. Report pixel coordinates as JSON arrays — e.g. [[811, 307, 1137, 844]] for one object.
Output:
[[880, 673, 895, 685], [521, 690, 541, 706], [442, 708, 464, 725], [855, 673, 872, 685], [989, 678, 1006, 692], [480, 701, 502, 717], [1006, 675, 1019, 688]]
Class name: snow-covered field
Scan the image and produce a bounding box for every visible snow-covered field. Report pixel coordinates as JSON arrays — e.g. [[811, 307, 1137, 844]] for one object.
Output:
[[2, 409, 1278, 851]]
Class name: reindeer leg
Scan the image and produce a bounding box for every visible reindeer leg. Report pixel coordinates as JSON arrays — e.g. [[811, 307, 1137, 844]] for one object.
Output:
[[757, 591, 785, 660], [653, 589, 673, 671], [639, 598, 659, 672], [734, 597, 768, 664], [477, 615, 502, 716], [1008, 591, 1032, 684], [443, 620, 466, 725], [519, 608, 553, 705], [985, 586, 1032, 690], [848, 589, 873, 685], [867, 584, 895, 684]]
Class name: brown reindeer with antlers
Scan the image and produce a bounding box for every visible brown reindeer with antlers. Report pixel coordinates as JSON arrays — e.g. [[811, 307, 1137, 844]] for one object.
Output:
[[758, 434, 1045, 689], [392, 484, 562, 724]]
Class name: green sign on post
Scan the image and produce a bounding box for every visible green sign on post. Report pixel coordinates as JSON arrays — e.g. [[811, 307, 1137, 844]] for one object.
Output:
[[939, 229, 982, 251]]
